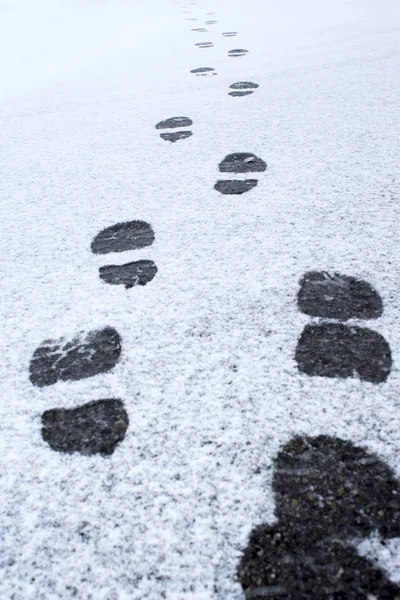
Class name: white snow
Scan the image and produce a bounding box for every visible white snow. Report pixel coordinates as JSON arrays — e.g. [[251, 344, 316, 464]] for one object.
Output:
[[1, 0, 400, 598]]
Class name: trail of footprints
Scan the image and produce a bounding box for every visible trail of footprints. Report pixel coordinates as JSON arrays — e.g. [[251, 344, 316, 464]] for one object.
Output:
[[190, 12, 249, 77], [30, 221, 157, 455], [28, 1, 399, 597]]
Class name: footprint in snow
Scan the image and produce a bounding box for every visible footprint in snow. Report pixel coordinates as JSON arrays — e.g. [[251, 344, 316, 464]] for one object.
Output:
[[222, 31, 237, 37], [155, 116, 193, 142], [29, 327, 128, 456], [195, 41, 213, 48], [229, 82, 259, 97], [42, 400, 128, 456], [192, 28, 208, 32], [239, 435, 400, 599], [295, 271, 392, 383], [91, 220, 157, 289], [205, 20, 217, 25], [228, 48, 248, 58], [214, 153, 267, 195], [191, 67, 217, 76]]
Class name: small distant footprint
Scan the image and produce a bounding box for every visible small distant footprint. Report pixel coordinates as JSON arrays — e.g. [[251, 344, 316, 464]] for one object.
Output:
[[229, 82, 259, 97], [192, 28, 208, 32], [206, 20, 217, 25], [228, 48, 248, 58], [156, 116, 193, 142], [191, 67, 217, 76], [295, 271, 392, 383], [222, 31, 237, 37], [214, 153, 267, 195], [195, 41, 214, 49], [30, 327, 128, 456], [91, 220, 157, 289]]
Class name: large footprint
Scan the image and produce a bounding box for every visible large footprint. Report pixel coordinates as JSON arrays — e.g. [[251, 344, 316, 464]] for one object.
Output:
[[239, 435, 400, 599], [91, 220, 157, 289], [295, 271, 392, 383], [30, 327, 129, 456]]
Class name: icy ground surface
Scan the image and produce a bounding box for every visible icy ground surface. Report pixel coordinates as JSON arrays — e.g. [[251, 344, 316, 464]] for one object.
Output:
[[1, 0, 400, 598]]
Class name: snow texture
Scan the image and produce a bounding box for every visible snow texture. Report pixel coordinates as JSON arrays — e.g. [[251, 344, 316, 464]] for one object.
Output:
[[1, 0, 400, 598]]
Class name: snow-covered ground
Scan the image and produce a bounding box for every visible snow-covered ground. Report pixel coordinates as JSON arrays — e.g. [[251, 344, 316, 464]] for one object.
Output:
[[1, 0, 400, 598]]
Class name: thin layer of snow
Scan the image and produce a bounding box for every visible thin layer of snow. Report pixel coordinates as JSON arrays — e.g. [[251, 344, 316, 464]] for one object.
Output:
[[1, 0, 400, 598]]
